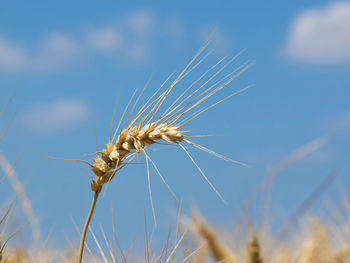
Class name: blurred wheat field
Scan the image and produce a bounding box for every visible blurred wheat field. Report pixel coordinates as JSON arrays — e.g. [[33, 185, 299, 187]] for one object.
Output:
[[2, 207, 350, 263]]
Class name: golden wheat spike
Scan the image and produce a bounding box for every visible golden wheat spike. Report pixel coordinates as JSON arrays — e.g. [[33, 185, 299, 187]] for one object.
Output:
[[192, 213, 239, 263], [298, 220, 330, 263], [247, 232, 264, 263]]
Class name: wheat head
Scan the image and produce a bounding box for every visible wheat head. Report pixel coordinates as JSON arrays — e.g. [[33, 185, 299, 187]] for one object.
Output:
[[247, 232, 264, 263], [192, 213, 239, 263], [88, 45, 251, 197], [73, 42, 251, 263]]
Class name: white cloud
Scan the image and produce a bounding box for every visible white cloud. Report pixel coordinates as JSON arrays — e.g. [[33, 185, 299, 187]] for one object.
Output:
[[0, 33, 80, 72], [285, 2, 350, 64], [84, 10, 156, 64], [43, 34, 78, 55], [126, 9, 155, 34], [22, 99, 89, 132], [86, 27, 123, 51], [0, 38, 28, 71], [32, 33, 80, 71], [127, 44, 150, 63], [1, 9, 214, 72], [0, 10, 157, 72]]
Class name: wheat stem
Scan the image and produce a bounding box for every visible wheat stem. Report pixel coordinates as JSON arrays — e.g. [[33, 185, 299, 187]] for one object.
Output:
[[78, 190, 100, 263]]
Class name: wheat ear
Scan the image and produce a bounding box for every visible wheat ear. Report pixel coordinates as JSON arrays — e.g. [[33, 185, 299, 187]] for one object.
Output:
[[192, 213, 239, 263], [247, 232, 264, 263], [71, 40, 250, 262], [298, 220, 330, 263]]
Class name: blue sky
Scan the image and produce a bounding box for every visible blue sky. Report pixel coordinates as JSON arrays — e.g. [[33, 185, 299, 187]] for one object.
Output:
[[1, 0, 350, 253]]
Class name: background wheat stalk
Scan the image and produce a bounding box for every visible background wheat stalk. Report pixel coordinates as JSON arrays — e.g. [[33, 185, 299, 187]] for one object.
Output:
[[47, 42, 252, 263]]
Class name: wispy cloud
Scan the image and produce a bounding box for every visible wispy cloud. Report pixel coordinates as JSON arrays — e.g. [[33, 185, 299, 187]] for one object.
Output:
[[86, 27, 123, 52], [0, 9, 232, 73], [33, 33, 80, 71], [126, 9, 155, 34], [285, 2, 350, 65], [21, 99, 89, 133], [0, 38, 27, 71], [0, 33, 80, 72], [0, 9, 156, 72], [84, 9, 154, 65]]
